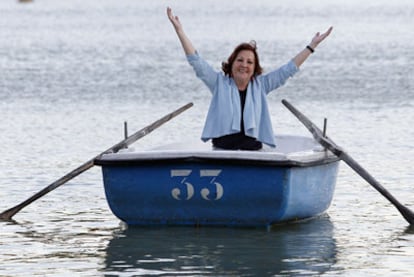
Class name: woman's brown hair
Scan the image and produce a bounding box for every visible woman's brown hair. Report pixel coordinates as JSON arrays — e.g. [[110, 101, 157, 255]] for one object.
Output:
[[221, 40, 263, 79]]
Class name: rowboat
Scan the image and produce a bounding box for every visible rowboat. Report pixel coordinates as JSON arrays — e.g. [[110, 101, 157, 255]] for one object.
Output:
[[4, 101, 410, 227], [94, 133, 339, 228]]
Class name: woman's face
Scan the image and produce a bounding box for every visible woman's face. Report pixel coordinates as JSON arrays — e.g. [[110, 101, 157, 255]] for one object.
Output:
[[231, 50, 255, 86]]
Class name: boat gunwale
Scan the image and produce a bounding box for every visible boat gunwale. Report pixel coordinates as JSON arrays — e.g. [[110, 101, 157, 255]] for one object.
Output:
[[94, 153, 339, 168], [94, 134, 340, 167]]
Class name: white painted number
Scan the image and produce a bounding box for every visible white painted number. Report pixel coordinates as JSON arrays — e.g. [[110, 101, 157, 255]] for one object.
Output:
[[170, 170, 193, 200], [200, 169, 223, 201], [170, 169, 223, 201]]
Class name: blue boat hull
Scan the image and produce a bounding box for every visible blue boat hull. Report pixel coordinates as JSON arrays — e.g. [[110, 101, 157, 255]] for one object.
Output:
[[100, 160, 339, 227]]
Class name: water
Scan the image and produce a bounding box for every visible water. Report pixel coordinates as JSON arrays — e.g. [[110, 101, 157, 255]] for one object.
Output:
[[0, 0, 413, 276]]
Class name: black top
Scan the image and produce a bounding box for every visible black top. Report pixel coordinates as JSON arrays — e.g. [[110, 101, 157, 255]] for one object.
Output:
[[212, 89, 263, 150]]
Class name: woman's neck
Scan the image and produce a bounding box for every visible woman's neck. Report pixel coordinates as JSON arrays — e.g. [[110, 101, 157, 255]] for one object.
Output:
[[234, 79, 249, 91]]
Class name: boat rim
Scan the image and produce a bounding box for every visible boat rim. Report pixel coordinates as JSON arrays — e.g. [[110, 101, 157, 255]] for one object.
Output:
[[94, 134, 340, 167]]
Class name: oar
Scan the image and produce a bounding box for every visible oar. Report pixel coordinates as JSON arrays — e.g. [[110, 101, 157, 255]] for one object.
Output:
[[0, 102, 193, 221], [281, 99, 414, 225]]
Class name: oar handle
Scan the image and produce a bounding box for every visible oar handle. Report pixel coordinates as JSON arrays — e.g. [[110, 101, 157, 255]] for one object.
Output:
[[109, 102, 193, 154]]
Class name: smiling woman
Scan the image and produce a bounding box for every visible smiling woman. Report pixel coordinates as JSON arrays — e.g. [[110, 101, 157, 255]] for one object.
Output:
[[221, 41, 263, 90], [213, 42, 265, 150], [166, 7, 333, 150]]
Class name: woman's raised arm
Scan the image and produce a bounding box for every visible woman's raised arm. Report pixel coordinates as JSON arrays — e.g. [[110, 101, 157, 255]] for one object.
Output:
[[293, 26, 333, 68], [167, 7, 196, 55]]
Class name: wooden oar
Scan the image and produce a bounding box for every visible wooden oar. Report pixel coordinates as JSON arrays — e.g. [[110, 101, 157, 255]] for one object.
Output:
[[0, 102, 193, 221], [281, 99, 414, 225]]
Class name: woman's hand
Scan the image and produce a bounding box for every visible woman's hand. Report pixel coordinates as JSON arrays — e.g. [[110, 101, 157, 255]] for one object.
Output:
[[293, 26, 333, 67], [167, 7, 182, 32], [166, 7, 196, 55], [309, 26, 333, 49]]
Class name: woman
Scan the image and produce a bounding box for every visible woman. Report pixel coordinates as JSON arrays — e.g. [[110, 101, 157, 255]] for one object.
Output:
[[167, 7, 332, 150]]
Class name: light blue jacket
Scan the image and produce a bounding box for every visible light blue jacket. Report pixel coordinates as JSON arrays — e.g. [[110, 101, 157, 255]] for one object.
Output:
[[187, 52, 298, 147]]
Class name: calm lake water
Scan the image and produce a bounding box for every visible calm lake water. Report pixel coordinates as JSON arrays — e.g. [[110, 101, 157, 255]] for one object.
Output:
[[1, 0, 413, 276]]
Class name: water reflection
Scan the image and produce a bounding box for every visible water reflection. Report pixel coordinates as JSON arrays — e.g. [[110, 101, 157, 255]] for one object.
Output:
[[103, 215, 338, 276]]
